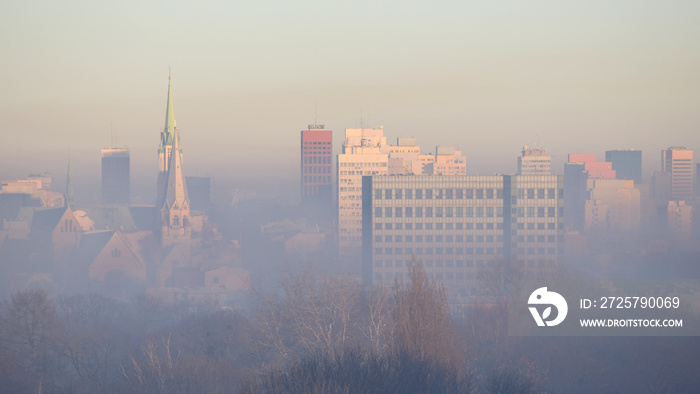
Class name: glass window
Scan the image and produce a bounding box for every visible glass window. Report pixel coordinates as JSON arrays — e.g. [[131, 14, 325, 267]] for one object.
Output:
[[559, 207, 564, 217], [385, 235, 393, 242], [436, 189, 443, 199], [416, 189, 423, 199], [406, 223, 413, 230], [405, 189, 413, 199], [548, 207, 555, 217], [395, 189, 402, 199], [518, 189, 525, 199], [375, 207, 382, 217], [466, 189, 474, 199], [426, 189, 433, 199], [497, 189, 503, 199], [435, 235, 443, 242], [486, 207, 494, 217], [375, 223, 382, 230], [456, 189, 463, 199], [527, 207, 535, 217], [436, 223, 443, 230], [395, 207, 402, 217], [528, 189, 535, 199], [456, 207, 464, 217], [385, 223, 392, 230], [486, 189, 494, 199], [425, 207, 433, 217], [446, 189, 453, 199], [406, 207, 413, 217], [476, 207, 484, 217], [548, 188, 556, 199], [425, 223, 433, 230], [538, 207, 545, 218], [497, 207, 503, 217], [385, 189, 392, 199], [416, 207, 423, 218], [476, 189, 484, 199], [435, 207, 443, 217], [385, 207, 392, 217], [538, 189, 545, 199], [446, 207, 454, 217]]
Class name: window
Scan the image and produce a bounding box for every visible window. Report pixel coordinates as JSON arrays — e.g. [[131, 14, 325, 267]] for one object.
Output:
[[385, 207, 392, 217], [405, 207, 413, 217], [456, 189, 463, 199], [538, 189, 545, 199], [395, 189, 402, 199], [375, 189, 382, 199], [446, 207, 453, 217], [425, 207, 433, 217], [548, 188, 556, 199], [528, 189, 535, 199], [395, 207, 402, 217], [385, 189, 392, 199], [375, 207, 382, 217], [435, 207, 443, 217], [426, 189, 433, 199], [538, 207, 545, 218], [436, 189, 443, 199], [446, 189, 453, 199], [486, 189, 494, 199], [476, 189, 484, 199], [405, 189, 413, 199], [416, 189, 423, 199], [548, 207, 556, 217], [456, 207, 463, 217], [466, 189, 474, 199], [416, 207, 423, 218]]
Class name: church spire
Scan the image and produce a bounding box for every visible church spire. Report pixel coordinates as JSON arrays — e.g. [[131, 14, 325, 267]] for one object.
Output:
[[161, 73, 176, 150], [65, 155, 75, 209]]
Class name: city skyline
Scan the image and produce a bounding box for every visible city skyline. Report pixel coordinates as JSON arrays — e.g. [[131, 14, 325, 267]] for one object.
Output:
[[2, 2, 699, 201]]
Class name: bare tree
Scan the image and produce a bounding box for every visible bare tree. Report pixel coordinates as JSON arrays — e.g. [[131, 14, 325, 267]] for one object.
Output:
[[391, 262, 464, 369], [0, 288, 63, 393]]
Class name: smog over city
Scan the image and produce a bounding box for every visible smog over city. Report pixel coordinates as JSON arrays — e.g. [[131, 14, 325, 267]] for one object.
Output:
[[1, 1, 700, 393]]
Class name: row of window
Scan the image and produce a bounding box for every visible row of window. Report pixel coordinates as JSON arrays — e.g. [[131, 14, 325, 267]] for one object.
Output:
[[373, 206, 563, 218], [303, 141, 331, 145], [303, 165, 330, 174], [303, 156, 331, 164], [374, 188, 563, 200], [303, 175, 331, 184], [374, 246, 560, 256], [372, 221, 563, 231]]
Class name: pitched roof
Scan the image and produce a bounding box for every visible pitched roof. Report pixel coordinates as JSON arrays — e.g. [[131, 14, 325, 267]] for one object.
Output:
[[31, 206, 68, 232]]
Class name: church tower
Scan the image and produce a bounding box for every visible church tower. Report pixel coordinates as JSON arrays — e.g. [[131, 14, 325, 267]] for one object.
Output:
[[156, 75, 190, 249]]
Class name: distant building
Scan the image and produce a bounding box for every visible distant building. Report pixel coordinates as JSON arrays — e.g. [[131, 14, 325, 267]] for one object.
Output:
[[362, 175, 564, 297], [661, 147, 694, 201], [666, 201, 692, 244], [605, 149, 642, 185], [584, 179, 641, 237], [568, 154, 616, 179], [518, 146, 551, 175], [301, 124, 332, 206], [101, 148, 130, 204], [338, 127, 388, 261]]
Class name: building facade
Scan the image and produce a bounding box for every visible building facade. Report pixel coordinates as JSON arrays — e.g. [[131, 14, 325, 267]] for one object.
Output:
[[518, 146, 552, 175], [337, 127, 389, 260], [301, 124, 332, 206], [101, 148, 130, 204], [362, 175, 564, 297], [605, 149, 642, 185], [661, 147, 694, 201]]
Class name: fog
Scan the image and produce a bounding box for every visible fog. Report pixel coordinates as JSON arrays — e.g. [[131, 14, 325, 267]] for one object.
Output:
[[3, 1, 700, 392]]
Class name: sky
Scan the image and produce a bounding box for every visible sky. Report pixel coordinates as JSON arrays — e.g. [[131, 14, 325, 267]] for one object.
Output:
[[1, 1, 699, 202]]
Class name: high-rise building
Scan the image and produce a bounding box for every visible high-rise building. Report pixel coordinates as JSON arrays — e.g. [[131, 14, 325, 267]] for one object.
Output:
[[661, 147, 694, 201], [362, 175, 564, 296], [301, 124, 333, 206], [338, 127, 389, 261], [101, 148, 130, 204], [156, 75, 190, 249], [605, 149, 642, 185], [518, 146, 551, 175], [584, 179, 641, 237]]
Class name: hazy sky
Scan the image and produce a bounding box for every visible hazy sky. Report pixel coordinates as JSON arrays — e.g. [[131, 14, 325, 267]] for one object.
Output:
[[2, 1, 699, 201]]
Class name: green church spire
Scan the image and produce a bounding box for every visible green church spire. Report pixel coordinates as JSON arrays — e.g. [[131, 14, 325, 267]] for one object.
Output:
[[161, 73, 176, 150]]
